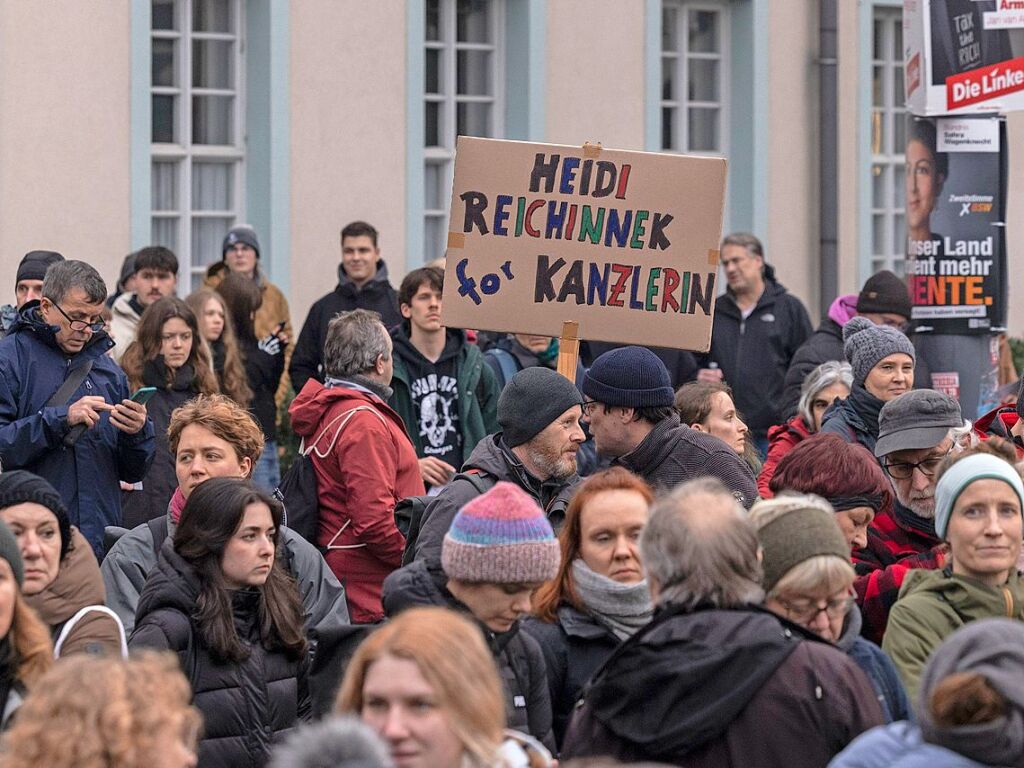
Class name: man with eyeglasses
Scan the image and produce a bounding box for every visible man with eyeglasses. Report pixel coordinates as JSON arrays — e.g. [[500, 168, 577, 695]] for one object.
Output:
[[852, 389, 964, 643], [781, 270, 932, 418], [0, 260, 155, 559]]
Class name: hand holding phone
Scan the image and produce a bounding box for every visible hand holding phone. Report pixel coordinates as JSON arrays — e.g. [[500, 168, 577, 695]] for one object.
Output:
[[130, 386, 158, 406]]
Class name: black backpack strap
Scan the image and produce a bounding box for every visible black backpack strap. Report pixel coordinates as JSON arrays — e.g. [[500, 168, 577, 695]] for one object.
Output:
[[459, 469, 493, 494], [146, 516, 170, 557], [46, 359, 94, 407]]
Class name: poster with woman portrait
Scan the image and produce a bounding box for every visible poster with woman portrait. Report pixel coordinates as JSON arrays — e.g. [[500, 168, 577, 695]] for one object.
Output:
[[904, 115, 1007, 335]]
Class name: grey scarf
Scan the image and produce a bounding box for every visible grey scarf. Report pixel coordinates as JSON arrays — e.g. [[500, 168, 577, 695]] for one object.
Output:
[[571, 559, 653, 641], [325, 374, 393, 402]]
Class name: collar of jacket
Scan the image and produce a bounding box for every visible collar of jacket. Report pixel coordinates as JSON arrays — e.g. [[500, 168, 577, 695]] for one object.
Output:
[[336, 259, 390, 293], [557, 603, 619, 640], [718, 276, 786, 317], [891, 499, 940, 540], [14, 302, 114, 357], [617, 413, 680, 474]]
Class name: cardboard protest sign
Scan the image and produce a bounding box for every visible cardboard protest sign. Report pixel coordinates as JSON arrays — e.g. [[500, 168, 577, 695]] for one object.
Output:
[[904, 0, 1024, 115], [441, 138, 727, 352], [905, 116, 1007, 334]]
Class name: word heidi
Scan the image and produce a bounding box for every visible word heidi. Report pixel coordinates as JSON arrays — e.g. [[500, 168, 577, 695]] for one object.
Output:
[[535, 256, 715, 315], [458, 153, 674, 250]]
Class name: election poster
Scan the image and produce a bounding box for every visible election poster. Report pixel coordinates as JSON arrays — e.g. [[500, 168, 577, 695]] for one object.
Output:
[[904, 0, 1024, 115], [905, 116, 1007, 335], [441, 138, 727, 352]]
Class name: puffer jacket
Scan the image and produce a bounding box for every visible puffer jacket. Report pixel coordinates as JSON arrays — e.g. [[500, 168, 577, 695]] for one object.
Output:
[[882, 567, 1024, 701], [382, 559, 555, 751], [289, 379, 423, 623], [974, 404, 1024, 458], [835, 604, 911, 723], [28, 527, 124, 657], [829, 721, 989, 768], [0, 303, 155, 557], [523, 606, 622, 748], [411, 434, 579, 569], [758, 414, 814, 498], [131, 540, 310, 768], [289, 261, 401, 393]]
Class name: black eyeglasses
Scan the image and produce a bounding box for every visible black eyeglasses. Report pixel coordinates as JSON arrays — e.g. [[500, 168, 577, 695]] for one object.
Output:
[[883, 446, 954, 480], [51, 302, 105, 333], [581, 400, 600, 417], [777, 594, 855, 624]]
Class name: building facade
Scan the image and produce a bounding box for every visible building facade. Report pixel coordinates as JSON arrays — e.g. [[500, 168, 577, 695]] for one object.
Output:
[[1, 0, 1021, 333]]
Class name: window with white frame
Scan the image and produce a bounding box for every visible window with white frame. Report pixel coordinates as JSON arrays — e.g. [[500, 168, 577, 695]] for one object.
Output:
[[424, 0, 504, 265], [870, 7, 906, 276], [661, 1, 728, 154], [151, 0, 245, 291]]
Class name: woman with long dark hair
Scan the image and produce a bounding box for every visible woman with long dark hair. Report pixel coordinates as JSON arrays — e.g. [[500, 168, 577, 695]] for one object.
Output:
[[216, 273, 287, 490], [130, 477, 310, 767], [185, 288, 252, 407], [120, 297, 220, 527]]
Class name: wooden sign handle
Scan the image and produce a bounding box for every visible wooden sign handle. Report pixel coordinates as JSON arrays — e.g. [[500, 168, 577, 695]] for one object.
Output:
[[557, 321, 580, 382]]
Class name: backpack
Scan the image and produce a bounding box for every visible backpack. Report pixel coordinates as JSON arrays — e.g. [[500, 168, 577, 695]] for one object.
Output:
[[275, 406, 386, 545], [484, 347, 520, 388], [395, 470, 494, 566]]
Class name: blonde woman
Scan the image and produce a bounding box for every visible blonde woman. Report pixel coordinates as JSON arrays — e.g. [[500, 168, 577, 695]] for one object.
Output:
[[0, 652, 200, 768], [337, 606, 551, 768]]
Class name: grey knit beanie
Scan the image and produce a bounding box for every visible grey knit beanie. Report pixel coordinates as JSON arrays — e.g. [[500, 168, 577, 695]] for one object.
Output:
[[842, 316, 916, 385], [498, 367, 583, 447]]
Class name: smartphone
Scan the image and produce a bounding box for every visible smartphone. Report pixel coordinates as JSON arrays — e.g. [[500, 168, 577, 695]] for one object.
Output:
[[130, 386, 158, 406]]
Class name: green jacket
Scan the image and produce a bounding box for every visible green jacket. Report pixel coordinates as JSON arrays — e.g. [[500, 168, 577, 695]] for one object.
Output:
[[389, 335, 500, 467], [882, 567, 1024, 701]]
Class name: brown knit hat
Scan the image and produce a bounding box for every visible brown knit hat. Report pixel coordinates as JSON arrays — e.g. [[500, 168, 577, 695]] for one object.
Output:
[[751, 495, 850, 593], [441, 482, 561, 584]]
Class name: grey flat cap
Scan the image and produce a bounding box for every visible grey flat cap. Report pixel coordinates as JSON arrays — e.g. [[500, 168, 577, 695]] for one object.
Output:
[[874, 389, 962, 457]]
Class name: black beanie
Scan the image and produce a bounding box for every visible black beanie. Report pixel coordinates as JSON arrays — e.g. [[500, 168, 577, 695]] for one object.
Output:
[[222, 226, 260, 260], [0, 521, 23, 588], [16, 250, 64, 284], [0, 471, 71, 561], [582, 346, 675, 408], [498, 367, 583, 447], [857, 270, 911, 319]]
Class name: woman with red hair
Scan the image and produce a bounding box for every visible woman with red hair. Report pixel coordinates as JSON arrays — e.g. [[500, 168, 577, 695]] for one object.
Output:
[[525, 467, 654, 749], [768, 433, 892, 552]]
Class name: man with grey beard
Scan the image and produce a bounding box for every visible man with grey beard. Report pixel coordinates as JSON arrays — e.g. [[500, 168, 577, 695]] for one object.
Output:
[[853, 390, 965, 644]]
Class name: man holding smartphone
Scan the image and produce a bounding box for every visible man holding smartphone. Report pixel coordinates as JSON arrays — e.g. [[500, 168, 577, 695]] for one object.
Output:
[[0, 260, 155, 559]]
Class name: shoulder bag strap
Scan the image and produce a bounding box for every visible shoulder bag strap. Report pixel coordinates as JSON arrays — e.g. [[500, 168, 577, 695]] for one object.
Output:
[[53, 604, 128, 659], [46, 359, 94, 407]]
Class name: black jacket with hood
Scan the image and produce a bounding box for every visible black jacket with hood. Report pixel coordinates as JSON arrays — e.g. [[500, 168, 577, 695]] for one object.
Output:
[[382, 559, 555, 750], [560, 604, 884, 767], [410, 434, 580, 567], [700, 275, 813, 435], [289, 261, 401, 392], [130, 541, 311, 768]]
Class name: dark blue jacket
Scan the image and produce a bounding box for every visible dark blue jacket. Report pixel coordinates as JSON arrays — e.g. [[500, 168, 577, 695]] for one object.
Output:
[[0, 304, 155, 557]]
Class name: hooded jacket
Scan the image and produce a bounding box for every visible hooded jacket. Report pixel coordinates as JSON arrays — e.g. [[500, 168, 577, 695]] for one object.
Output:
[[411, 434, 579, 568], [560, 604, 884, 766], [109, 292, 143, 363], [289, 379, 423, 623], [388, 325, 499, 468], [289, 261, 401, 393], [614, 413, 758, 508], [829, 721, 989, 768], [27, 527, 124, 657], [0, 303, 155, 557], [382, 560, 555, 750], [883, 567, 1024, 701], [835, 604, 911, 723], [131, 541, 310, 768], [758, 414, 814, 498], [523, 606, 622, 748], [701, 277, 813, 435]]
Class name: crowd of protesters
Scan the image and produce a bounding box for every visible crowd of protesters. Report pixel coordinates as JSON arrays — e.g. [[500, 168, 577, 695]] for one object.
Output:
[[0, 224, 1022, 768]]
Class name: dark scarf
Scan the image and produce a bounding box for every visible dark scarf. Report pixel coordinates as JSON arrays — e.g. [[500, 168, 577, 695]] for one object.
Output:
[[143, 358, 198, 392], [892, 498, 940, 539], [848, 384, 885, 438]]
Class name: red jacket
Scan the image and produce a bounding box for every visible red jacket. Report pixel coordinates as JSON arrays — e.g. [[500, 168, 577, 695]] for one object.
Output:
[[758, 415, 813, 498], [289, 380, 424, 623], [974, 404, 1024, 458]]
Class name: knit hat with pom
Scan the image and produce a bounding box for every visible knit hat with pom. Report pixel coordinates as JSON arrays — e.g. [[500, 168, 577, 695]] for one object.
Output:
[[842, 316, 916, 386], [442, 482, 561, 584]]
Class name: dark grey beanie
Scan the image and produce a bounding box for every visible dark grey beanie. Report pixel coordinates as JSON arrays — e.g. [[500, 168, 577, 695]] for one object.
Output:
[[0, 521, 23, 587], [842, 316, 916, 385], [498, 367, 583, 447]]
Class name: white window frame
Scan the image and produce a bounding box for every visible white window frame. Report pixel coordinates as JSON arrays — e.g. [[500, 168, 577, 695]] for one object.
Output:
[[424, 0, 505, 265], [661, 0, 730, 156], [869, 7, 906, 276], [151, 0, 246, 290]]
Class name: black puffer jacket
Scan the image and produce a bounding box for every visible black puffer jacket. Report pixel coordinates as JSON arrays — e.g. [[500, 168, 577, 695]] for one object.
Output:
[[523, 606, 621, 749], [122, 360, 199, 529], [130, 541, 310, 768], [289, 261, 401, 392], [411, 434, 580, 567], [382, 560, 555, 751], [701, 279, 813, 436]]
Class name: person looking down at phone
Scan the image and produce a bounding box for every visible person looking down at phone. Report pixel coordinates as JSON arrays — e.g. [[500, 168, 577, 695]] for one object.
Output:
[[118, 297, 220, 528], [0, 260, 155, 559]]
